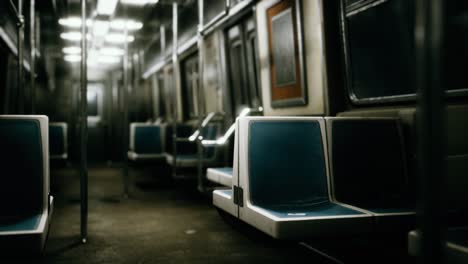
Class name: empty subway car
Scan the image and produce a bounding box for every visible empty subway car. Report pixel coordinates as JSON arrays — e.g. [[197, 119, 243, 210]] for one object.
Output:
[[0, 0, 467, 263]]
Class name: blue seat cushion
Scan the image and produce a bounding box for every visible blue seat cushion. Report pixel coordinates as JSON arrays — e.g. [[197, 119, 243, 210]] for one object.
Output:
[[0, 214, 42, 232], [263, 201, 366, 219], [134, 126, 162, 154], [0, 119, 43, 216], [248, 120, 328, 209], [212, 167, 233, 175], [49, 125, 65, 156]]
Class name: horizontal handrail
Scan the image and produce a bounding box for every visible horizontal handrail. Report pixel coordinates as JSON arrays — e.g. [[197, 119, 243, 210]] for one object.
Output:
[[188, 112, 224, 141], [201, 106, 263, 146]]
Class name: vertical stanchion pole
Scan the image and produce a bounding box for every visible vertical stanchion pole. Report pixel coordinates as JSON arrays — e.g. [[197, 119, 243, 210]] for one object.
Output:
[[196, 0, 205, 192], [80, 0, 88, 244], [122, 7, 130, 198], [30, 0, 36, 114], [415, 0, 446, 263], [17, 0, 25, 114], [172, 2, 179, 179]]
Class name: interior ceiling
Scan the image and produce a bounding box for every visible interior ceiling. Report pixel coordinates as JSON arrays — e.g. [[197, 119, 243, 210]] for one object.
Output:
[[39, 0, 197, 49], [38, 0, 196, 81]]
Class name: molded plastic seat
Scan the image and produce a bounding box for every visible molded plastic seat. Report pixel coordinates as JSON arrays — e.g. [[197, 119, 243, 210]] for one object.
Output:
[[207, 167, 233, 187], [166, 124, 220, 167], [408, 227, 468, 264], [0, 115, 54, 254], [214, 117, 372, 239], [325, 117, 415, 231], [128, 123, 166, 161], [49, 122, 68, 159]]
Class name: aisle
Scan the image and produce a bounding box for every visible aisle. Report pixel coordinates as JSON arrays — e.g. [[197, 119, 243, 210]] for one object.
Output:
[[19, 166, 328, 264]]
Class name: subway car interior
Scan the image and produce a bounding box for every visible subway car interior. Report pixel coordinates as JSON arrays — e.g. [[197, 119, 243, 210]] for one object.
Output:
[[0, 0, 467, 263]]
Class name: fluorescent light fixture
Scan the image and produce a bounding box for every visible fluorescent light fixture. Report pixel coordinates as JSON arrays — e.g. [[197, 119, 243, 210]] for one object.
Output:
[[120, 0, 159, 6], [87, 59, 98, 67], [98, 55, 121, 64], [110, 19, 143, 31], [60, 32, 83, 41], [97, 0, 118, 15], [60, 32, 91, 41], [105, 33, 135, 43], [64, 55, 81, 62], [59, 17, 92, 28], [100, 47, 124, 56], [93, 20, 110, 36], [62, 46, 81, 54]]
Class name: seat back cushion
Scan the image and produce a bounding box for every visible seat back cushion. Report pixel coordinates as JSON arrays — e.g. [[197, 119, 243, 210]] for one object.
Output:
[[248, 120, 329, 210], [134, 126, 162, 154], [0, 119, 44, 216], [330, 119, 411, 210], [49, 124, 65, 156]]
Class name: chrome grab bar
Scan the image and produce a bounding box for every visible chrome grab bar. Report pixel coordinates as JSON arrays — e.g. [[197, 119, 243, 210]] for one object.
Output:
[[188, 112, 221, 141], [201, 106, 263, 146]]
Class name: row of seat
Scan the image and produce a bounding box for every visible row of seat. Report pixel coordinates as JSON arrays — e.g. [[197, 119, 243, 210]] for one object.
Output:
[[339, 106, 468, 262], [128, 122, 221, 169], [0, 115, 54, 255], [212, 116, 415, 239]]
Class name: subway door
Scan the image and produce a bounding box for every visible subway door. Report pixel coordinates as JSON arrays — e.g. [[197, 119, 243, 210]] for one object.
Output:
[[226, 16, 262, 117], [86, 83, 109, 163]]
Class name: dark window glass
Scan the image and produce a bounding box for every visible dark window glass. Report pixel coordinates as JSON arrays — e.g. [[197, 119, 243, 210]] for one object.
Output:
[[345, 0, 415, 101], [0, 44, 7, 114], [87, 90, 98, 117], [226, 17, 260, 116], [181, 54, 199, 120], [178, 2, 198, 45], [446, 0, 468, 91], [203, 0, 227, 25]]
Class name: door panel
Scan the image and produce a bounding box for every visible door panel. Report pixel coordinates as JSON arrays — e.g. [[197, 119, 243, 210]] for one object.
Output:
[[226, 16, 262, 117]]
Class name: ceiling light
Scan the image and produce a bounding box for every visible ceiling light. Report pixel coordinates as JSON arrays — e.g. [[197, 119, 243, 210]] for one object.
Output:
[[97, 0, 119, 15], [110, 19, 143, 31], [59, 17, 93, 28], [100, 47, 125, 56], [62, 46, 81, 54], [60, 32, 91, 41], [120, 0, 159, 6], [105, 33, 135, 44], [98, 55, 121, 64], [93, 20, 110, 36], [61, 32, 82, 41], [64, 55, 81, 62]]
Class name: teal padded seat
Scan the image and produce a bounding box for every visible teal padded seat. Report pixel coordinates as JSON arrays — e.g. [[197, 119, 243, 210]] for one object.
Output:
[[207, 167, 233, 187], [325, 117, 415, 231], [214, 117, 372, 239], [128, 123, 166, 161], [0, 115, 54, 255], [166, 123, 220, 167], [49, 122, 68, 159]]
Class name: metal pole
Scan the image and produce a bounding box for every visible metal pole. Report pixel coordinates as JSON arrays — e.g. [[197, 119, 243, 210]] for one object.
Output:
[[122, 10, 130, 198], [30, 0, 36, 114], [17, 0, 25, 114], [196, 0, 205, 192], [80, 0, 88, 244], [172, 2, 178, 179], [415, 0, 446, 263]]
